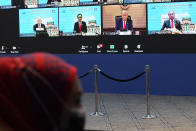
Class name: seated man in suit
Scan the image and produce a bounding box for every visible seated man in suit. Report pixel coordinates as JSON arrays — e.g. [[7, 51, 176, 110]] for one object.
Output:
[[12, 0, 25, 8], [33, 17, 48, 37], [115, 10, 133, 33], [73, 14, 87, 34], [47, 0, 62, 4], [161, 11, 182, 34]]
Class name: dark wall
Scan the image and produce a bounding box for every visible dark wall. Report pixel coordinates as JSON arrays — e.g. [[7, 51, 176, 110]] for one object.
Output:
[[56, 54, 196, 96], [1, 53, 196, 96]]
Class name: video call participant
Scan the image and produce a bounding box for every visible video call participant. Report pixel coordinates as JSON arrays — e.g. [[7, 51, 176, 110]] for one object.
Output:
[[33, 17, 48, 37], [47, 0, 62, 4], [115, 10, 133, 33], [161, 11, 182, 34], [74, 14, 87, 34], [0, 52, 85, 131], [12, 0, 25, 8]]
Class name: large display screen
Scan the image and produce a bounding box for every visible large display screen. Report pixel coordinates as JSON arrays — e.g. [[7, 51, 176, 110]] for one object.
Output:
[[124, 0, 171, 4], [79, 0, 122, 5], [79, 0, 94, 5], [24, 0, 69, 8], [0, 0, 11, 6], [148, 1, 196, 34], [1, 1, 196, 54], [0, 0, 12, 9], [19, 8, 59, 37], [24, 0, 79, 8], [59, 6, 101, 36], [39, 0, 48, 4], [40, 0, 79, 6]]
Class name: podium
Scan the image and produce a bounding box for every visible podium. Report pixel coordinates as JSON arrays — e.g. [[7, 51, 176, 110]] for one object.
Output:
[[36, 31, 49, 38], [159, 28, 182, 34]]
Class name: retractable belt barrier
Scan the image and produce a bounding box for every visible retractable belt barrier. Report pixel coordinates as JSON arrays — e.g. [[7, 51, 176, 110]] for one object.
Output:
[[98, 68, 145, 82], [78, 69, 93, 79], [78, 65, 156, 118]]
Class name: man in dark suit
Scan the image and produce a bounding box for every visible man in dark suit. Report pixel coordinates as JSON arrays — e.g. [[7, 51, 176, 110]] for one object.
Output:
[[74, 14, 87, 33], [33, 17, 48, 37], [12, 0, 25, 8], [115, 10, 133, 33], [161, 11, 182, 31], [47, 0, 61, 4]]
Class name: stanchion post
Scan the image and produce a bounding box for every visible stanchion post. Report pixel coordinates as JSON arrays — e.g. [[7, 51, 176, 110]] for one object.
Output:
[[90, 65, 104, 116], [142, 65, 156, 119]]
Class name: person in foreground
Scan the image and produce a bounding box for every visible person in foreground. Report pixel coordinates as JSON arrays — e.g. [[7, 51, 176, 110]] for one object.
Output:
[[0, 52, 85, 131]]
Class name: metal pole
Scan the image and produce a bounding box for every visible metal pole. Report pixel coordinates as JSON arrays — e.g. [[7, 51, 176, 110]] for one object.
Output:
[[95, 65, 98, 113], [90, 65, 104, 116], [142, 65, 156, 119]]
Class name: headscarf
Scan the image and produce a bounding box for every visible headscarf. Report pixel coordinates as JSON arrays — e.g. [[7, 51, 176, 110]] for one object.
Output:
[[0, 52, 77, 131]]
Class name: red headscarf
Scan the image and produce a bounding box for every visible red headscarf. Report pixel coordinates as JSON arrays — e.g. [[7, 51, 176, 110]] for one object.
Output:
[[0, 52, 77, 131]]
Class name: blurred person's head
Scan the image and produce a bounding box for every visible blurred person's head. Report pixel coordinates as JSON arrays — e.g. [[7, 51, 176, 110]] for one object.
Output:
[[37, 17, 42, 24], [0, 52, 85, 131], [168, 11, 175, 20], [77, 14, 83, 22], [121, 10, 128, 21]]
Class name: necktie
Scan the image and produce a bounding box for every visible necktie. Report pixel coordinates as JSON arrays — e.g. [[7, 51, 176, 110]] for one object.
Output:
[[39, 24, 41, 28], [171, 20, 174, 28], [80, 25, 81, 31], [123, 21, 126, 29]]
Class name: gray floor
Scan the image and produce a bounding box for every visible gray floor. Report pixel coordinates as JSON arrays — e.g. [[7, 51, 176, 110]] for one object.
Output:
[[82, 93, 196, 131]]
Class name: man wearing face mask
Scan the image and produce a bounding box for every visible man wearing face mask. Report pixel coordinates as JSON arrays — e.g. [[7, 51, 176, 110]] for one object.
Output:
[[0, 52, 85, 131]]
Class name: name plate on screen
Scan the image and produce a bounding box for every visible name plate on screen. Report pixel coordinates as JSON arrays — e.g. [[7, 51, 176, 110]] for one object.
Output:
[[119, 30, 132, 35], [36, 28, 44, 31], [27, 5, 38, 8]]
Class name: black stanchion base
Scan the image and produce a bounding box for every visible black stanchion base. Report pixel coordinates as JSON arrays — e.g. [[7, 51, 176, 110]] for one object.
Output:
[[89, 112, 104, 116], [142, 114, 156, 119]]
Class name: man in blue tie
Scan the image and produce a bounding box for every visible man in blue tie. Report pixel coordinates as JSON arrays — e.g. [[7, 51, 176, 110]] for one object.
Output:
[[115, 10, 133, 33]]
